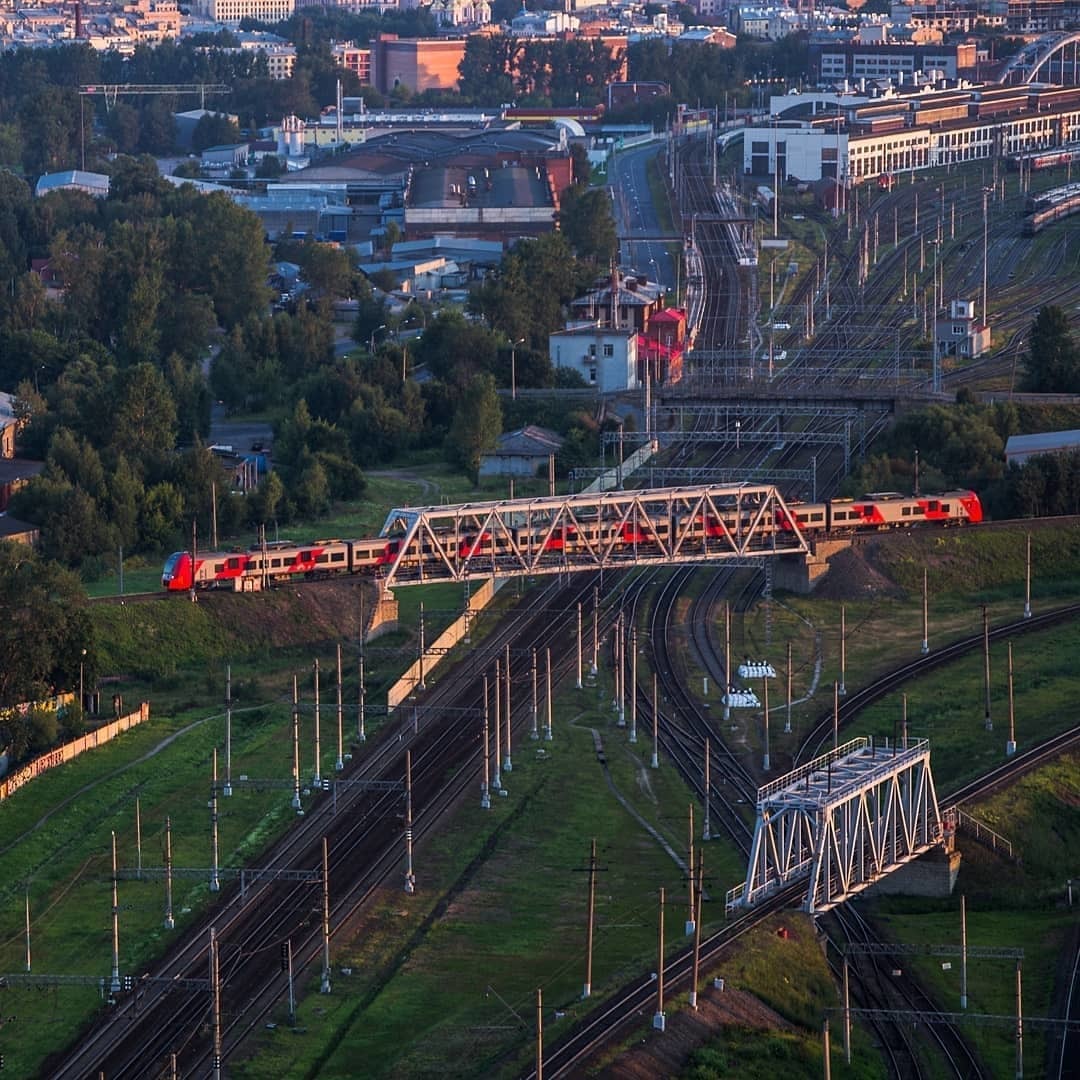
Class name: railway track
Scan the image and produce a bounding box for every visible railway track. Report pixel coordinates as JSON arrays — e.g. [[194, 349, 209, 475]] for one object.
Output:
[[52, 572, 622, 1078]]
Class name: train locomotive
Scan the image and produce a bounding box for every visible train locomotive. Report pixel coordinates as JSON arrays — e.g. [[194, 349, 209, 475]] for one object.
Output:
[[162, 490, 982, 593]]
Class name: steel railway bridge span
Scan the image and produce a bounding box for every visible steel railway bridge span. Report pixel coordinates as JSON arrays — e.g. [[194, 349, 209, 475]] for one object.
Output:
[[375, 483, 809, 590], [727, 737, 944, 916]]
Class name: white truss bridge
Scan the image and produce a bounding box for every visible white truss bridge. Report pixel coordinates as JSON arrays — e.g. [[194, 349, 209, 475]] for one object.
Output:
[[375, 483, 809, 590], [726, 737, 944, 916]]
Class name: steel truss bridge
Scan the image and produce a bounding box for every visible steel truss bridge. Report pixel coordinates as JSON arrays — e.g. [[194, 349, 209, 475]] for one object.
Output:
[[376, 484, 809, 591], [726, 737, 943, 916], [998, 31, 1080, 85]]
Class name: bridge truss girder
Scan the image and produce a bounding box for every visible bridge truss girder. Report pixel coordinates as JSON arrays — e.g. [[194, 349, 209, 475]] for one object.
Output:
[[727, 737, 943, 916], [377, 484, 809, 590]]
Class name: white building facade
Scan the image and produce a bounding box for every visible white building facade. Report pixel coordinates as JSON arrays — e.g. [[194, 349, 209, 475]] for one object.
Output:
[[549, 326, 639, 392]]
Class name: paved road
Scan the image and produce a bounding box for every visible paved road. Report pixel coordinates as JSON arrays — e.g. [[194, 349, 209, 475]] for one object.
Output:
[[607, 142, 682, 294]]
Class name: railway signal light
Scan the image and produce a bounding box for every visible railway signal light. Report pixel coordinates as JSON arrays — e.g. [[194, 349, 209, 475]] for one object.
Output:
[[280, 943, 289, 971]]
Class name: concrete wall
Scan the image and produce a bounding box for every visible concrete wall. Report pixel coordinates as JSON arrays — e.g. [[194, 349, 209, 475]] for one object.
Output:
[[0, 703, 151, 802], [387, 577, 505, 711], [866, 844, 961, 899]]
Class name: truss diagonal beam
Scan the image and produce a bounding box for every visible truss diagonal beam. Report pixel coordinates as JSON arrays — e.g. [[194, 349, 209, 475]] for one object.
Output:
[[376, 483, 809, 590]]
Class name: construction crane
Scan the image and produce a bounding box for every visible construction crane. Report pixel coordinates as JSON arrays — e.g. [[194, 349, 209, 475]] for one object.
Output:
[[79, 84, 230, 110]]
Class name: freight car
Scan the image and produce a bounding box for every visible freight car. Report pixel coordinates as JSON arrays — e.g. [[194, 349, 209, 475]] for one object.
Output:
[[162, 490, 983, 592]]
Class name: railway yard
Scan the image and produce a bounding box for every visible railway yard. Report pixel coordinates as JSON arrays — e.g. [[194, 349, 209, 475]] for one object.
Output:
[[3, 129, 1080, 1080]]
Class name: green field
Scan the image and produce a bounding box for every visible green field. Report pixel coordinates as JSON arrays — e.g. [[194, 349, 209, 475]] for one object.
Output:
[[5, 524, 1080, 1077]]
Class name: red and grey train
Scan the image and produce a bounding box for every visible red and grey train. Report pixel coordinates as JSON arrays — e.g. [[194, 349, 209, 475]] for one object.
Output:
[[162, 489, 983, 593]]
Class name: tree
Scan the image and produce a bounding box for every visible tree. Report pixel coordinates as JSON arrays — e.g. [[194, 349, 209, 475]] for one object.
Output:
[[191, 111, 242, 154], [1023, 305, 1080, 392], [446, 373, 502, 481], [0, 541, 95, 709], [559, 186, 617, 265]]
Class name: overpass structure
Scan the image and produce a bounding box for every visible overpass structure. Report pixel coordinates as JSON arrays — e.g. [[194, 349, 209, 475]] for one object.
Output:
[[726, 737, 943, 915], [376, 483, 809, 590]]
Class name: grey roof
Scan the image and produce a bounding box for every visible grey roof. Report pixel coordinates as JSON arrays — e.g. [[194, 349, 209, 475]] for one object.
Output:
[[1005, 430, 1080, 458], [491, 425, 564, 458], [35, 170, 110, 197], [0, 515, 38, 539]]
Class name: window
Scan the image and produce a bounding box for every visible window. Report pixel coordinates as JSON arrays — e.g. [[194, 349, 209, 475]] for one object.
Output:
[[603, 343, 614, 358], [316, 553, 329, 564], [271, 558, 282, 568], [589, 344, 597, 357], [588, 367, 597, 383], [811, 512, 824, 522], [834, 511, 847, 521], [902, 507, 911, 517], [300, 551, 311, 561], [331, 552, 345, 563], [214, 562, 225, 572]]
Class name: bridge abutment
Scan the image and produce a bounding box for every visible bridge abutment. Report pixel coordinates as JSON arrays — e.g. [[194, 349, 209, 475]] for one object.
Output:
[[772, 539, 854, 595]]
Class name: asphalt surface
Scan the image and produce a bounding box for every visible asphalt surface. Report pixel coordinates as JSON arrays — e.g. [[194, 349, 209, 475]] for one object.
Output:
[[607, 141, 681, 293]]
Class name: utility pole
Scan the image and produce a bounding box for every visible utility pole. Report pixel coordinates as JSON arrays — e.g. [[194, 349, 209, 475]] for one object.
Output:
[[630, 627, 638, 744], [839, 606, 847, 696], [164, 816, 175, 930], [591, 587, 599, 676], [961, 893, 968, 1009], [210, 748, 220, 893], [686, 805, 696, 935], [689, 849, 704, 1008], [576, 602, 583, 689], [651, 672, 660, 769], [135, 795, 143, 880], [403, 750, 416, 894], [762, 674, 770, 772], [1024, 533, 1032, 619], [723, 602, 732, 721], [536, 986, 544, 1080], [545, 648, 553, 741], [224, 665, 232, 796], [504, 643, 512, 773], [284, 939, 296, 1025], [653, 887, 666, 1031], [492, 659, 502, 792], [531, 647, 539, 740], [1006, 641, 1017, 757], [110, 831, 122, 993], [291, 675, 302, 812], [583, 837, 597, 999], [481, 675, 491, 810], [25, 888, 31, 972], [358, 649, 366, 743], [833, 680, 839, 750], [983, 605, 993, 732], [922, 567, 930, 654], [321, 836, 332, 994], [785, 640, 792, 733], [313, 658, 322, 787]]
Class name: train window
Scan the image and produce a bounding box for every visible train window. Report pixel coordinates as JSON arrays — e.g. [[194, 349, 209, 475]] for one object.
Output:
[[902, 507, 911, 517], [271, 558, 282, 568], [215, 562, 225, 573], [227, 557, 241, 570], [316, 554, 329, 564], [300, 551, 312, 561], [912, 506, 924, 515], [811, 513, 824, 522], [834, 511, 846, 520], [356, 549, 369, 559], [331, 552, 345, 563], [942, 503, 950, 512]]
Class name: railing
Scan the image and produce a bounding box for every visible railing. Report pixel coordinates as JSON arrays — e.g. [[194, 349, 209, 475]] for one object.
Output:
[[954, 808, 1016, 860]]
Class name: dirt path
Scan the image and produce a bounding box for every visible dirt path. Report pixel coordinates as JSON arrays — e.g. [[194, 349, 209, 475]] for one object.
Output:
[[367, 468, 441, 502]]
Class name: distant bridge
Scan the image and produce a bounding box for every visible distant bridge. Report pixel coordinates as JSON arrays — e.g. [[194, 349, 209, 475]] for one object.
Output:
[[998, 31, 1080, 85]]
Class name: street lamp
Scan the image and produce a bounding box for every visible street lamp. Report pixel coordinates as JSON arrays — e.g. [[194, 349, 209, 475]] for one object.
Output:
[[369, 323, 387, 353], [510, 337, 525, 400], [735, 419, 741, 451], [79, 648, 87, 716]]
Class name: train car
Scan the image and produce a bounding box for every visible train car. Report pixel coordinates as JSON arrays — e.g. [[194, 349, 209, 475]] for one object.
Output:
[[828, 490, 982, 529], [162, 491, 984, 591]]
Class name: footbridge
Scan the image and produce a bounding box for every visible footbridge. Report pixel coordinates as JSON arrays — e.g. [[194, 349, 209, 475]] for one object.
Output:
[[726, 737, 943, 915], [376, 483, 809, 590]]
